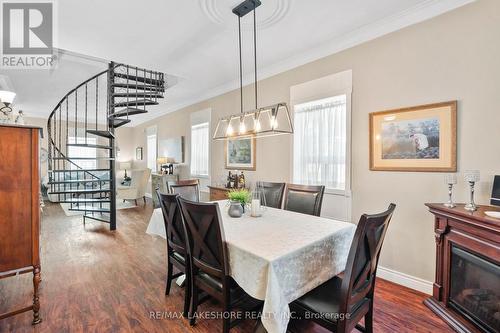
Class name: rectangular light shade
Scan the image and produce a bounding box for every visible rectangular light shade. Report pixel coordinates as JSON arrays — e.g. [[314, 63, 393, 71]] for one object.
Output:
[[157, 157, 169, 165], [120, 162, 132, 170], [0, 90, 16, 105], [213, 103, 293, 140]]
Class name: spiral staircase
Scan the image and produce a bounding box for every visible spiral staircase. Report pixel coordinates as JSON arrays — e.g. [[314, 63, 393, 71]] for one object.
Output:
[[47, 62, 165, 230]]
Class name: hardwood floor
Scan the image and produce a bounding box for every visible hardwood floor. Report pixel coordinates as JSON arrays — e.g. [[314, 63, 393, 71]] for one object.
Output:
[[0, 200, 453, 333]]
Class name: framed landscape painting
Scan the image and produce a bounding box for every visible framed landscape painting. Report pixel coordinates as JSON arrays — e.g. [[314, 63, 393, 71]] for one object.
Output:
[[225, 138, 256, 170], [370, 101, 457, 172]]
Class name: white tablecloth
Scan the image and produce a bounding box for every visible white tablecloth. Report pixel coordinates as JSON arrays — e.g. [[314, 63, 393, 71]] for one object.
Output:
[[147, 201, 356, 333]]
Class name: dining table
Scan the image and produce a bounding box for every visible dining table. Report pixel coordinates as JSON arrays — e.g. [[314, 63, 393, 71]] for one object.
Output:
[[146, 200, 356, 333]]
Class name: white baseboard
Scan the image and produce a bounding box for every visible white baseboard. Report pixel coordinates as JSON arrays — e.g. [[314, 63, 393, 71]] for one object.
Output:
[[377, 266, 433, 295]]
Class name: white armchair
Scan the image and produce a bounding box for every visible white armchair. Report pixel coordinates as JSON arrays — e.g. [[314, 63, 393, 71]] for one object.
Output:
[[117, 168, 151, 205]]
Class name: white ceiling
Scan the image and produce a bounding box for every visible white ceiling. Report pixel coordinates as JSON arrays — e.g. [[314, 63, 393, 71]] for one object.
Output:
[[5, 0, 474, 124]]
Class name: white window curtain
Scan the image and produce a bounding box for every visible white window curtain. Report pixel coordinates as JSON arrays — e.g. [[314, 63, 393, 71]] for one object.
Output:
[[67, 136, 97, 170], [146, 126, 157, 173], [293, 95, 347, 190], [190, 122, 209, 176]]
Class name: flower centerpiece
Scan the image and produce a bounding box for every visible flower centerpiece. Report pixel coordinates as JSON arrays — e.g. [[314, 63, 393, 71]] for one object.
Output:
[[227, 189, 251, 216]]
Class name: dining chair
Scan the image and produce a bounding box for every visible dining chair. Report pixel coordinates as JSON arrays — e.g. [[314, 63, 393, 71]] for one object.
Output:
[[156, 190, 191, 318], [177, 197, 261, 332], [283, 184, 325, 216], [289, 203, 397, 333], [256, 181, 286, 209], [168, 179, 200, 202]]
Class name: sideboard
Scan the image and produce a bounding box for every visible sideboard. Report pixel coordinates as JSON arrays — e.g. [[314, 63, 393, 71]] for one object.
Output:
[[0, 124, 42, 325]]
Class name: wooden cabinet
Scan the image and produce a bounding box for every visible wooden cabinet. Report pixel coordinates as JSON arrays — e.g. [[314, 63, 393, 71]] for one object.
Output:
[[0, 124, 42, 324], [151, 173, 179, 208], [208, 186, 232, 201]]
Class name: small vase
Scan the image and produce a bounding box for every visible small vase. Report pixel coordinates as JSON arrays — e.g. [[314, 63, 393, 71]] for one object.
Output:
[[228, 200, 243, 218]]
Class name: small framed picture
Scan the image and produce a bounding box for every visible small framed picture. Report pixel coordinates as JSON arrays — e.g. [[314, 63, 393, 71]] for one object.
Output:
[[369, 101, 457, 172], [225, 138, 256, 171], [136, 147, 143, 160]]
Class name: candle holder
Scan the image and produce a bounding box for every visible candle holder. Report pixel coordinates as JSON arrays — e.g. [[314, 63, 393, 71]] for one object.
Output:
[[251, 183, 267, 217], [464, 170, 480, 211], [443, 173, 457, 208]]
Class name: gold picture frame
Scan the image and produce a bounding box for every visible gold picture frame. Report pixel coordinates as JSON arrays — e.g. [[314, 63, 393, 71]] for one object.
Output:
[[369, 101, 457, 172], [225, 138, 256, 171]]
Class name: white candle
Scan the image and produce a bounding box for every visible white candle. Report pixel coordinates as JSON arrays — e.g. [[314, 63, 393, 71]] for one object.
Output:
[[251, 199, 260, 217]]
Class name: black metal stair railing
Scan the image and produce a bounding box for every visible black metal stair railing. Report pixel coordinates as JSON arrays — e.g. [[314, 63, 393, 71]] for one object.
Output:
[[47, 62, 165, 230]]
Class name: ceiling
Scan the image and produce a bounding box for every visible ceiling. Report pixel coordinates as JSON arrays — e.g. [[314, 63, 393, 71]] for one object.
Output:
[[5, 0, 473, 125]]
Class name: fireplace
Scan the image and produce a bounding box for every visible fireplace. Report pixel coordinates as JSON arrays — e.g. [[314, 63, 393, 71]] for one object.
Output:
[[449, 246, 500, 332], [425, 204, 500, 333]]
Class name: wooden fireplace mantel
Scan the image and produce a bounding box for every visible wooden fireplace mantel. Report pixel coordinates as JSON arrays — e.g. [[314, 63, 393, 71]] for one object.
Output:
[[425, 203, 500, 333]]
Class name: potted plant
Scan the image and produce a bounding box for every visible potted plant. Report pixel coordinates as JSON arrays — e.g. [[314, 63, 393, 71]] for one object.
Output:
[[227, 189, 251, 217]]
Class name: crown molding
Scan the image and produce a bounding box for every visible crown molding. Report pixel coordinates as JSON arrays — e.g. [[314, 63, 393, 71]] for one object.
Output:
[[130, 0, 476, 126]]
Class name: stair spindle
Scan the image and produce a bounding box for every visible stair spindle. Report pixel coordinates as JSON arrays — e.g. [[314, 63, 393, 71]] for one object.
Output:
[[85, 83, 88, 142], [96, 78, 99, 131]]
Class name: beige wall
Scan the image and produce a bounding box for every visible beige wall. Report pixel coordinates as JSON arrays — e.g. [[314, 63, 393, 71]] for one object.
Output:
[[129, 0, 500, 282]]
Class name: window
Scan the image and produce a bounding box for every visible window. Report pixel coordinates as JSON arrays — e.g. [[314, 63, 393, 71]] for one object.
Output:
[[190, 122, 209, 176], [146, 126, 157, 173], [67, 136, 97, 170], [293, 95, 347, 190]]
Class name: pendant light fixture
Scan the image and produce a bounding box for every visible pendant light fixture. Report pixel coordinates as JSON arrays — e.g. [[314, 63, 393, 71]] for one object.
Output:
[[213, 0, 293, 140]]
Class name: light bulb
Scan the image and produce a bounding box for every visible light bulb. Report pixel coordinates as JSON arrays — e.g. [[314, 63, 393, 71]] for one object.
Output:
[[254, 119, 261, 132], [271, 116, 278, 129], [239, 121, 246, 134], [226, 124, 234, 136]]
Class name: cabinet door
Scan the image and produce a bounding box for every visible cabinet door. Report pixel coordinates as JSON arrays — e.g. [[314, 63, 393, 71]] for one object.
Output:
[[210, 189, 229, 201], [0, 127, 33, 271]]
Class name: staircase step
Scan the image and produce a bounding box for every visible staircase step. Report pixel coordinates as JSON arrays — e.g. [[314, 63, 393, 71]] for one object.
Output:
[[114, 73, 164, 86], [109, 107, 148, 118], [113, 93, 163, 99], [113, 99, 158, 108], [84, 214, 111, 224], [69, 206, 110, 213], [86, 130, 115, 139], [49, 168, 110, 173], [48, 179, 110, 185], [51, 157, 114, 161], [67, 143, 113, 150], [48, 189, 111, 195], [59, 198, 111, 204], [113, 83, 165, 92], [112, 118, 131, 128]]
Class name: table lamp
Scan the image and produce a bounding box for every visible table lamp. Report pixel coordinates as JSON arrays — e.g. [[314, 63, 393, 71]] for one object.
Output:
[[157, 157, 168, 174], [120, 162, 132, 180]]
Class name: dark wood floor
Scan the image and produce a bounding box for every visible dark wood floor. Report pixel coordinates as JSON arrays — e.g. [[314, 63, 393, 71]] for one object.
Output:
[[0, 200, 453, 333]]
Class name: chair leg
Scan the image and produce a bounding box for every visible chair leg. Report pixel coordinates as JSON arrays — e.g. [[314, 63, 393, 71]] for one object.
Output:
[[143, 196, 146, 205], [222, 286, 231, 333], [365, 301, 374, 333], [165, 262, 173, 296], [190, 283, 199, 326], [135, 199, 138, 206], [183, 271, 191, 318]]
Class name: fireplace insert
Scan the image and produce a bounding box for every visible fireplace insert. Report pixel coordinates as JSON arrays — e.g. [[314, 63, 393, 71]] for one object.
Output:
[[449, 245, 500, 333]]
